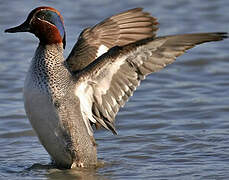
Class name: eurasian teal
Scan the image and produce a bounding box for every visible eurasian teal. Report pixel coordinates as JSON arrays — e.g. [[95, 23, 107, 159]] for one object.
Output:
[[5, 6, 227, 168]]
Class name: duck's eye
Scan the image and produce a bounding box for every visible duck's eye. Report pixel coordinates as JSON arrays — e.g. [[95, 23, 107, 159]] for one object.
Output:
[[36, 10, 59, 26], [36, 10, 65, 38]]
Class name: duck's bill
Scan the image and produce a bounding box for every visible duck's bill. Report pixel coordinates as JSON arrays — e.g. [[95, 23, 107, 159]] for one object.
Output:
[[5, 21, 30, 33]]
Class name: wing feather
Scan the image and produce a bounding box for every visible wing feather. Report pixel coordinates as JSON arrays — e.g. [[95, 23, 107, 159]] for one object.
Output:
[[66, 8, 158, 72], [74, 32, 227, 135]]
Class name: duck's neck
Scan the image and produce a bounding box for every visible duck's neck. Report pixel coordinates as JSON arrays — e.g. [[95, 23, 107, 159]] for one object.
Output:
[[30, 43, 71, 99]]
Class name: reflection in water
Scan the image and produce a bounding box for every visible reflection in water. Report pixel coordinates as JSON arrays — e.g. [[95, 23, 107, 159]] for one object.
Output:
[[17, 162, 109, 180]]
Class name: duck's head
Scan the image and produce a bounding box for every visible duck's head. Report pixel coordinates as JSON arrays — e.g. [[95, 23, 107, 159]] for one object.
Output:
[[5, 7, 66, 49]]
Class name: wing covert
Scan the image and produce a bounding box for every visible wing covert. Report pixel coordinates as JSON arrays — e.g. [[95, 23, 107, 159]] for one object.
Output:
[[66, 8, 158, 72]]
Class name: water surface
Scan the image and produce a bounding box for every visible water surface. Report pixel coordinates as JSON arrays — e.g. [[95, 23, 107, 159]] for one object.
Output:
[[1, 0, 229, 179]]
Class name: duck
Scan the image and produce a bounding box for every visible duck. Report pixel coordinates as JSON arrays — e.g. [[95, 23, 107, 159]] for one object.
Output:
[[5, 6, 227, 168]]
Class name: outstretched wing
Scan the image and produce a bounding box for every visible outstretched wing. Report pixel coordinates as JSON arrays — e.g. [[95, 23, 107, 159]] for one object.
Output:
[[66, 8, 158, 72], [74, 32, 227, 135]]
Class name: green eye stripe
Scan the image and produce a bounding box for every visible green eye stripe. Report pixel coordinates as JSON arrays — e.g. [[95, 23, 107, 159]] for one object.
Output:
[[36, 10, 65, 38]]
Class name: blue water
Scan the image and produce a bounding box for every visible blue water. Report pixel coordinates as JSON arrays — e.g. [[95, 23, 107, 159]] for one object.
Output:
[[1, 0, 229, 179]]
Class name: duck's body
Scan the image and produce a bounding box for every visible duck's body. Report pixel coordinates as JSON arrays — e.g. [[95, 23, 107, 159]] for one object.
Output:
[[5, 7, 227, 168], [23, 44, 97, 167], [23, 44, 72, 166]]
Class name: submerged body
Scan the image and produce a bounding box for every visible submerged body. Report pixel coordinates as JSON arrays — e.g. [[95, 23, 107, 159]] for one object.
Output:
[[5, 7, 227, 168]]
